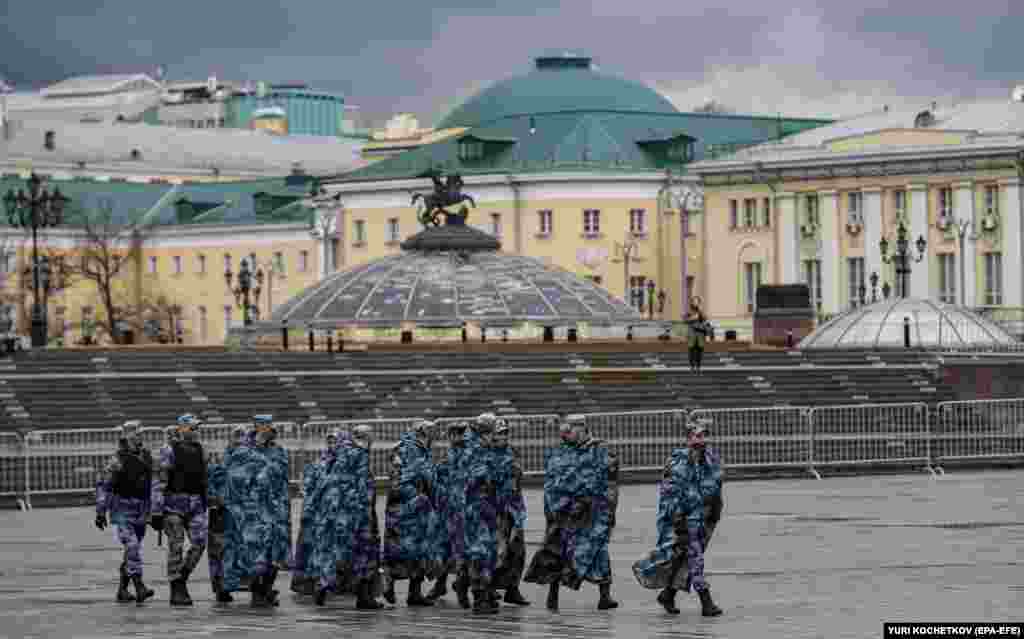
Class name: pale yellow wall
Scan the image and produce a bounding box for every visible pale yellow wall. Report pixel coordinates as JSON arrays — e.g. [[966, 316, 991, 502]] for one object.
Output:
[[826, 129, 970, 152]]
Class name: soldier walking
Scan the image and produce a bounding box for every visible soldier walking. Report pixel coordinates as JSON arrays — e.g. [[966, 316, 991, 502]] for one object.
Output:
[[151, 414, 209, 606], [491, 419, 530, 607], [94, 420, 155, 605], [207, 424, 247, 603], [426, 420, 471, 608]]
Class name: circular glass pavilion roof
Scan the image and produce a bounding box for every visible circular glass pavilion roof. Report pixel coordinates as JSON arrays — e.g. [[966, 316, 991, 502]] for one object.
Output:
[[270, 222, 641, 328], [798, 298, 1017, 350]]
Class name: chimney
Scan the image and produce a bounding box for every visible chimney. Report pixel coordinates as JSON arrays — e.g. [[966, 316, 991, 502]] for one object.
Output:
[[1012, 86, 1024, 102]]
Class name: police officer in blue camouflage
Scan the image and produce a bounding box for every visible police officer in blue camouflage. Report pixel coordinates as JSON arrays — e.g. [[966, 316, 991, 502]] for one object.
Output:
[[207, 423, 247, 603], [462, 413, 501, 614], [95, 420, 156, 605], [248, 414, 292, 608], [152, 414, 209, 606], [425, 420, 471, 608], [292, 428, 341, 596], [491, 418, 530, 607], [632, 418, 723, 617]]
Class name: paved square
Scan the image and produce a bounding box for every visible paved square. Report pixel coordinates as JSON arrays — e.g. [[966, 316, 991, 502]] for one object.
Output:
[[0, 471, 1021, 638]]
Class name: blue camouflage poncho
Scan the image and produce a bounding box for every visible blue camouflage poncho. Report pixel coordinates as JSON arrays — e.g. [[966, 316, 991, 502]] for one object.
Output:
[[491, 444, 527, 589], [524, 442, 612, 589], [292, 446, 338, 589], [632, 447, 723, 590], [462, 430, 499, 582], [432, 442, 467, 571], [383, 432, 439, 580]]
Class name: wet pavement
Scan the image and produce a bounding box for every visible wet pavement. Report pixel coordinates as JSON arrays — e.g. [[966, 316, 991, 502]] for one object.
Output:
[[0, 470, 1021, 639]]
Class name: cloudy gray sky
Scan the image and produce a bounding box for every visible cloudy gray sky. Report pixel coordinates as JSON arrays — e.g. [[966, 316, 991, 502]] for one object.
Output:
[[2, 1, 1021, 127]]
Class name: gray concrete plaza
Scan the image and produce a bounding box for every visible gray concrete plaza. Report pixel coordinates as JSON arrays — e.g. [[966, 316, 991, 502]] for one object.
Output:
[[0, 471, 1020, 639]]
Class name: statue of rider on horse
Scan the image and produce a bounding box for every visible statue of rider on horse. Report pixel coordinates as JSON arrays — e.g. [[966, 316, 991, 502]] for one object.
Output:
[[411, 169, 476, 227]]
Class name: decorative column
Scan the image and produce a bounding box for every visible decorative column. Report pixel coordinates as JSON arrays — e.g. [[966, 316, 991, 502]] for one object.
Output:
[[1000, 177, 1023, 307], [862, 187, 883, 289], [953, 181, 977, 306], [907, 183, 930, 298], [775, 192, 799, 284], [818, 190, 841, 314]]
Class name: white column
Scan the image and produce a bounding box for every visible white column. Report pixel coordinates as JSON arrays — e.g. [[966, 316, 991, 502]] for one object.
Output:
[[1000, 177, 1023, 307], [862, 187, 883, 288], [818, 190, 841, 314], [776, 192, 799, 284], [908, 183, 930, 298], [953, 181, 976, 306]]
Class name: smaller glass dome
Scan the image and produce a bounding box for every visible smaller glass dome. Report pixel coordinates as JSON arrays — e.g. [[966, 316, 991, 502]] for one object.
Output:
[[799, 298, 1017, 350]]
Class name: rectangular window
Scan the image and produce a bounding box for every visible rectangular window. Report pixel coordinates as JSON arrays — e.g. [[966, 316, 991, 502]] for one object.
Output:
[[985, 185, 998, 216], [629, 275, 647, 311], [583, 209, 600, 235], [729, 199, 738, 229], [0, 252, 11, 274], [893, 189, 906, 220], [198, 306, 208, 342], [803, 259, 822, 312], [743, 198, 756, 228], [353, 220, 366, 243], [223, 306, 232, 338], [196, 254, 206, 274], [762, 198, 771, 228], [490, 213, 502, 238], [386, 217, 400, 242], [537, 210, 552, 235], [938, 187, 953, 220], [984, 252, 1003, 305], [173, 255, 182, 275], [847, 192, 863, 225], [273, 251, 285, 275], [938, 253, 956, 304], [223, 253, 232, 272], [148, 256, 157, 274], [744, 262, 763, 313], [629, 209, 646, 235], [847, 257, 866, 307], [299, 250, 309, 273], [805, 194, 819, 226]]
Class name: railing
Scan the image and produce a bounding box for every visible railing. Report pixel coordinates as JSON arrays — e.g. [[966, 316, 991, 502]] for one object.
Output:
[[4, 399, 1024, 508]]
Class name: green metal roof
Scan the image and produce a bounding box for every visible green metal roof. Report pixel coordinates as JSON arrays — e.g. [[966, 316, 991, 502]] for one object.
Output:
[[332, 111, 833, 183], [439, 55, 679, 128]]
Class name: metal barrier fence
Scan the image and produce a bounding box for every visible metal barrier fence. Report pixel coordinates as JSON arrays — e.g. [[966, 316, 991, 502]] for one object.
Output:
[[935, 399, 1024, 466], [3, 400, 1024, 506]]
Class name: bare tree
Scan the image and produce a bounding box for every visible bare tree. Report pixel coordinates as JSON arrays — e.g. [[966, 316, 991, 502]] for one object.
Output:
[[139, 294, 186, 344], [72, 199, 157, 344]]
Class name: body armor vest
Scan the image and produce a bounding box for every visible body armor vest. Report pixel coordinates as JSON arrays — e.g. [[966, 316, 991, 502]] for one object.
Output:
[[168, 441, 206, 495], [113, 449, 152, 499]]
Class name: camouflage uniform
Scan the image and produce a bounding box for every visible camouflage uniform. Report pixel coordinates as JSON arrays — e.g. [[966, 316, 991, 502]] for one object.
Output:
[[246, 416, 292, 607], [425, 421, 470, 607], [491, 419, 530, 606], [207, 424, 248, 603], [462, 415, 500, 614], [222, 424, 267, 599], [308, 426, 384, 609], [524, 414, 618, 611], [633, 419, 723, 617], [382, 419, 439, 607], [152, 414, 209, 606], [94, 420, 156, 605], [291, 429, 340, 596]]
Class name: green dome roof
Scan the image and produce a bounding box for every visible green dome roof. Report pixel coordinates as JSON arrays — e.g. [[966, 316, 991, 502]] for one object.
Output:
[[438, 54, 679, 129]]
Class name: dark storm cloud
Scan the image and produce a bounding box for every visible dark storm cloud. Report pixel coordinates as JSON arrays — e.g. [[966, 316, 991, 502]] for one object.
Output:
[[1, 1, 1022, 126]]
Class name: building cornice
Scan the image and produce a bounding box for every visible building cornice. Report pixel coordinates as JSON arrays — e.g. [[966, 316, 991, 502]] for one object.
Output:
[[325, 170, 696, 196]]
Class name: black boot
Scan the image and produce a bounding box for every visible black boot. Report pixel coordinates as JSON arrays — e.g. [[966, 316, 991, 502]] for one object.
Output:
[[657, 587, 679, 614], [355, 580, 385, 610], [315, 582, 330, 607], [503, 584, 530, 606], [407, 577, 435, 606], [426, 572, 448, 601], [170, 579, 193, 606], [546, 582, 559, 612], [382, 575, 396, 605], [212, 576, 233, 603], [597, 583, 619, 610], [697, 587, 723, 617], [453, 575, 471, 609], [472, 589, 498, 615], [250, 576, 271, 608], [131, 575, 154, 606], [265, 568, 280, 607], [117, 565, 135, 603]]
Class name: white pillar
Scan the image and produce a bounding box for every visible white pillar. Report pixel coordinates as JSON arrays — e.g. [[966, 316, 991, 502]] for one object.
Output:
[[776, 192, 799, 284], [953, 181, 976, 306], [1000, 177, 1023, 307], [908, 183, 930, 298], [862, 187, 883, 289], [818, 190, 841, 314]]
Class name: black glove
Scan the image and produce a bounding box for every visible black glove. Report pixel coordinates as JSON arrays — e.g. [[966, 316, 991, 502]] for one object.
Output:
[[94, 513, 107, 531], [150, 514, 164, 533]]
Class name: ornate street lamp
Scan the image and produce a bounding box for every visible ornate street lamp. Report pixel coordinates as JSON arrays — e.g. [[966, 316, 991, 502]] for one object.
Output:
[[646, 280, 656, 320], [4, 173, 69, 347], [225, 257, 264, 327], [870, 271, 880, 303], [879, 222, 926, 299]]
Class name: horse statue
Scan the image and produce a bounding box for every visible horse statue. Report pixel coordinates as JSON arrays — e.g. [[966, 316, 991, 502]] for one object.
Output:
[[411, 171, 476, 227]]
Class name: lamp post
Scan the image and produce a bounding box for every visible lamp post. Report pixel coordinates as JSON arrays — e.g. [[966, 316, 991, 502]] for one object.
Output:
[[613, 234, 639, 310], [879, 222, 926, 299], [669, 182, 704, 319], [225, 257, 264, 327], [870, 271, 880, 303], [4, 173, 69, 347], [954, 218, 976, 306], [245, 252, 280, 320], [646, 280, 656, 320]]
